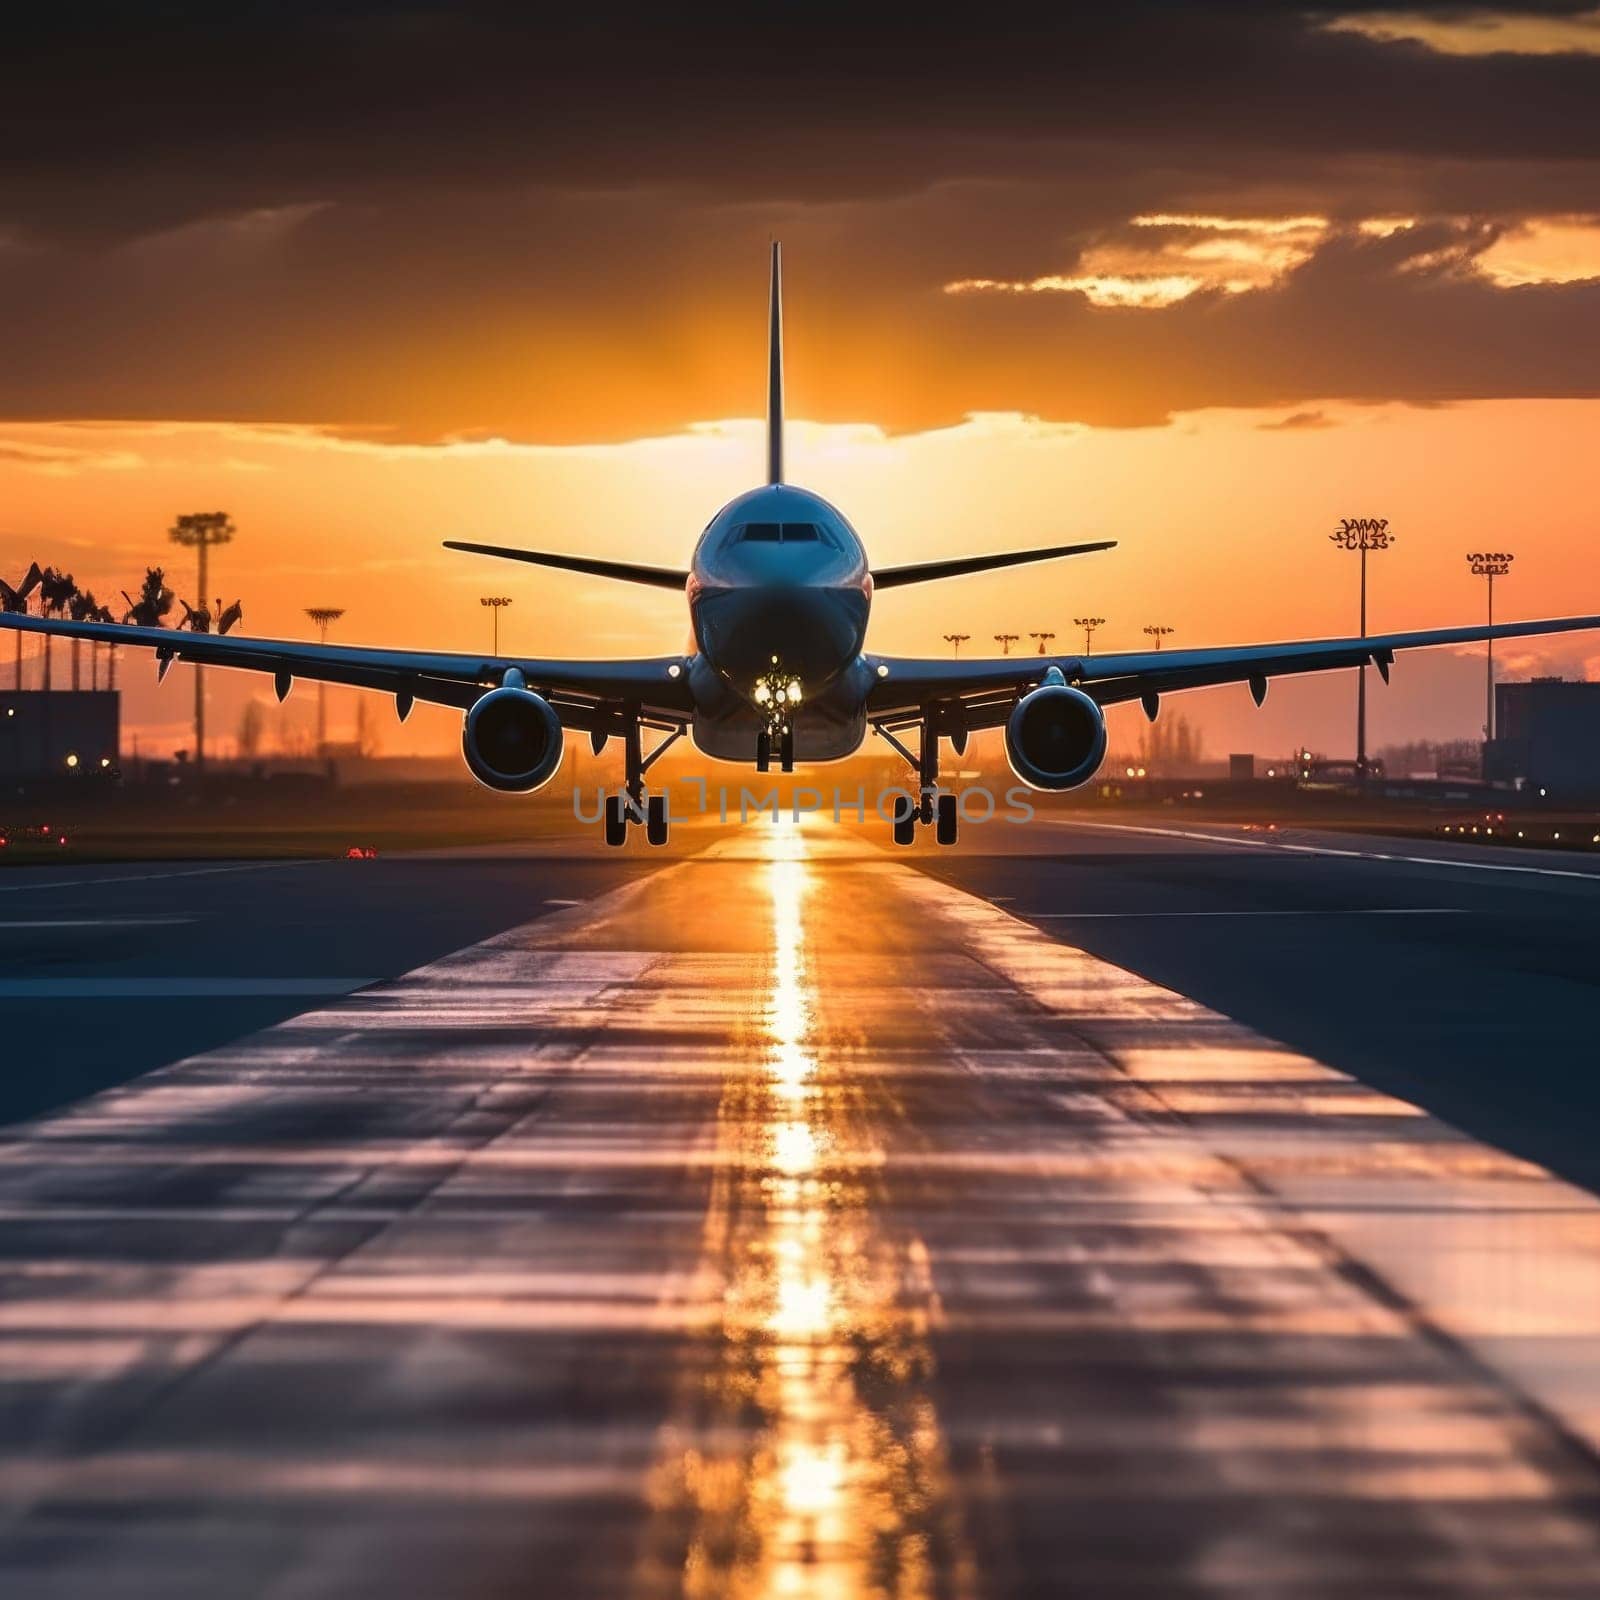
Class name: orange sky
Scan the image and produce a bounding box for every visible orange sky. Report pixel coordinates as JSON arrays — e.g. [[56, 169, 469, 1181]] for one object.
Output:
[[3, 397, 1597, 764], [5, 7, 1600, 770]]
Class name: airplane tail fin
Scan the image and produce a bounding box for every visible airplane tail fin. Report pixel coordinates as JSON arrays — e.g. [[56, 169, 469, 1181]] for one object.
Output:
[[767, 240, 783, 485]]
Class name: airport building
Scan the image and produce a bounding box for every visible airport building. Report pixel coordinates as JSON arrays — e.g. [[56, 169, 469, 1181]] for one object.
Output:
[[0, 690, 121, 780], [1486, 678, 1600, 797]]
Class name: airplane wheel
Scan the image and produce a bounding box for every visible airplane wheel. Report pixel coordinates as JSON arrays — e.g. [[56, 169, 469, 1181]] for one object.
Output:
[[936, 792, 958, 846], [604, 794, 629, 848], [920, 791, 934, 826], [646, 792, 669, 847], [756, 730, 771, 773], [780, 727, 795, 773], [891, 794, 916, 847]]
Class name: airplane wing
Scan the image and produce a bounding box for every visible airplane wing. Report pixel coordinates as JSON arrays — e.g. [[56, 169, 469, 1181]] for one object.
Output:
[[866, 612, 1600, 725], [441, 541, 689, 590], [871, 540, 1116, 590], [0, 612, 693, 730]]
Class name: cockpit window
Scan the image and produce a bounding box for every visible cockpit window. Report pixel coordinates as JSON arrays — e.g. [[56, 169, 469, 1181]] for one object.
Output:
[[733, 520, 838, 546]]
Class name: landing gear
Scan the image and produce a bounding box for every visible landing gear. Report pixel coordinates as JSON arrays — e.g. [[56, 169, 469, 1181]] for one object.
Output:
[[646, 792, 669, 847], [755, 724, 794, 774], [892, 793, 917, 846], [604, 793, 629, 848], [601, 712, 682, 848], [872, 708, 960, 847]]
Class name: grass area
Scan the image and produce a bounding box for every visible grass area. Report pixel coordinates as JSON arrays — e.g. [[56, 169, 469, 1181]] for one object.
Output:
[[0, 785, 577, 865]]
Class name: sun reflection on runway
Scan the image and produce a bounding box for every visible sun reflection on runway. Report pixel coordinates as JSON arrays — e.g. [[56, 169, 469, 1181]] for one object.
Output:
[[641, 821, 973, 1599]]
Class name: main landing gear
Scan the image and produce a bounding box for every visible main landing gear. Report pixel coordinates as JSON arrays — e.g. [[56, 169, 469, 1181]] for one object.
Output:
[[875, 707, 965, 848], [600, 714, 681, 848]]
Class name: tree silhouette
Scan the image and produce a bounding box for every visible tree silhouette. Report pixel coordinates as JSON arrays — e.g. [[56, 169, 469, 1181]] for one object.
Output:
[[37, 567, 78, 690], [0, 562, 42, 690], [121, 567, 174, 629], [68, 588, 97, 689]]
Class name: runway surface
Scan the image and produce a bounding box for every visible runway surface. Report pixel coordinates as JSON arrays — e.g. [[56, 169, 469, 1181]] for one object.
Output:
[[0, 851, 641, 1126], [5, 817, 1600, 1596]]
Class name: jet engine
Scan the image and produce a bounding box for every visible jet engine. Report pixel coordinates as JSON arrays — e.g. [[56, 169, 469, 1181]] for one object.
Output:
[[1004, 682, 1107, 791], [462, 686, 565, 793]]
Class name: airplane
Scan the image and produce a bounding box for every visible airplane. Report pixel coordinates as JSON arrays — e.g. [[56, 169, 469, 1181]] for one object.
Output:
[[5, 243, 1600, 848]]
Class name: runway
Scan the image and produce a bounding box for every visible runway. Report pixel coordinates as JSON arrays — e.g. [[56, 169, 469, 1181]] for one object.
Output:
[[5, 818, 1600, 1595]]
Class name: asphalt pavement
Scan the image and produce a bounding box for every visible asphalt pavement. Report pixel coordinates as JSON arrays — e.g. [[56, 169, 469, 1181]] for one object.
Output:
[[4, 816, 1600, 1595]]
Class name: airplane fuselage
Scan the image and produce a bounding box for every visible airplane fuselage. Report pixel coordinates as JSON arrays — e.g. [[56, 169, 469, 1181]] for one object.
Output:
[[685, 483, 876, 761]]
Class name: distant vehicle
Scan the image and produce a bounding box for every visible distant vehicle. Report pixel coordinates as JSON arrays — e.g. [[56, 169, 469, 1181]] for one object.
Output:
[[7, 248, 1600, 847]]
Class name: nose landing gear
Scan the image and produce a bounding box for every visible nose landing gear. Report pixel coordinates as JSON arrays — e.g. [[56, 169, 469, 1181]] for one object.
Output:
[[754, 722, 795, 773]]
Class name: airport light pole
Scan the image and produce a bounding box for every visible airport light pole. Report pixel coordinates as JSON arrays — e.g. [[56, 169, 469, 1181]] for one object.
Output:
[[1467, 551, 1514, 748], [1328, 516, 1394, 781], [1074, 616, 1105, 655], [304, 607, 345, 757], [993, 632, 1019, 656], [1143, 625, 1174, 651], [1029, 630, 1056, 656], [943, 632, 970, 658], [481, 595, 513, 655], [169, 512, 234, 768]]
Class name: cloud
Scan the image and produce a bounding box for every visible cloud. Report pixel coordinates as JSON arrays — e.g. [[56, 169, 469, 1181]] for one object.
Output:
[[0, 440, 144, 474], [1257, 410, 1336, 431], [0, 7, 1597, 435], [1325, 7, 1600, 58]]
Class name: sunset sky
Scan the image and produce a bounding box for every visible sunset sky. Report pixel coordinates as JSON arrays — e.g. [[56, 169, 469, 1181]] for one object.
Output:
[[3, 3, 1599, 761]]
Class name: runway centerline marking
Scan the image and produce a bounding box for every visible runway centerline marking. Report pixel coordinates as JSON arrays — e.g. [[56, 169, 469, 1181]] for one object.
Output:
[[1048, 818, 1600, 883]]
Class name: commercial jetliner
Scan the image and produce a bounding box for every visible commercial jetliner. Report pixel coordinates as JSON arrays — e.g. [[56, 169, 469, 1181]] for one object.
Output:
[[6, 245, 1600, 846]]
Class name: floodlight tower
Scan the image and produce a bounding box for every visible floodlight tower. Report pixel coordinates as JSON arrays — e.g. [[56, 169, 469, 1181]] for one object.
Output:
[[1467, 551, 1514, 745], [993, 632, 1019, 656], [1029, 631, 1056, 656], [304, 607, 346, 756], [481, 595, 513, 654], [1143, 625, 1174, 650], [1328, 516, 1395, 780], [1074, 616, 1105, 655], [943, 632, 971, 658], [169, 512, 234, 766]]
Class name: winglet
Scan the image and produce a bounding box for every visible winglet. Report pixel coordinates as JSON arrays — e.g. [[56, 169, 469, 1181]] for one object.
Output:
[[767, 240, 784, 486]]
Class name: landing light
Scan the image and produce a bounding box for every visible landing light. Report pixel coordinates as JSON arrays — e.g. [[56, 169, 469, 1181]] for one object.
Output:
[[65, 753, 79, 769], [786, 679, 802, 704], [754, 683, 772, 704]]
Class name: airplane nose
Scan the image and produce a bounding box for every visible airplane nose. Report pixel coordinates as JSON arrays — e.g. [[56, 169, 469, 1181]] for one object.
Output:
[[697, 583, 867, 692]]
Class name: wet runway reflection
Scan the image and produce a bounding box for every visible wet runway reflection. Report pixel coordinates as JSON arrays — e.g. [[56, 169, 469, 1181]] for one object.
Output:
[[641, 827, 973, 1598]]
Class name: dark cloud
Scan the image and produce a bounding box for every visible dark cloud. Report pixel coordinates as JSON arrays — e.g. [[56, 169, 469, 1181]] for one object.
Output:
[[0, 5, 1597, 433]]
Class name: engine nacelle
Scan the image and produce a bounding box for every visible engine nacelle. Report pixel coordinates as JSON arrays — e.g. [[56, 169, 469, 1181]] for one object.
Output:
[[462, 687, 565, 793], [1005, 683, 1107, 791]]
